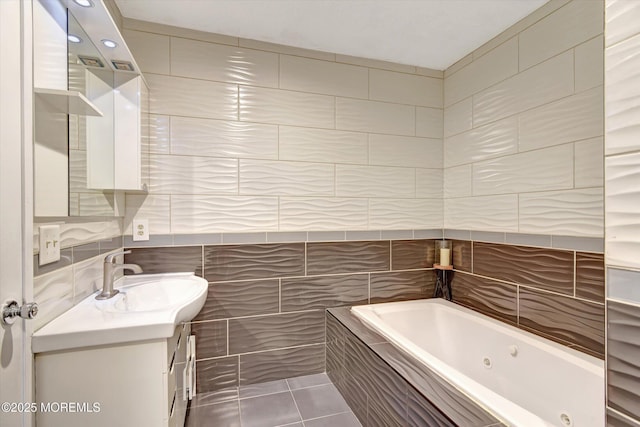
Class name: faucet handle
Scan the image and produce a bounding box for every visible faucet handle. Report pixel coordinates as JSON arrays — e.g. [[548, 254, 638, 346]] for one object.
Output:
[[104, 250, 132, 264]]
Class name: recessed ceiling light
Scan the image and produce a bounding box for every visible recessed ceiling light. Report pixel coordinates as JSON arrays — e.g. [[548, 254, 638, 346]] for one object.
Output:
[[101, 39, 118, 48], [73, 0, 93, 7], [67, 34, 82, 43]]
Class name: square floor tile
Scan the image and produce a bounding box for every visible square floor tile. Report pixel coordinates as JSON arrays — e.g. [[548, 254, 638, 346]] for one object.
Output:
[[239, 391, 302, 427], [292, 383, 351, 420], [186, 399, 241, 427], [304, 412, 362, 427], [240, 379, 289, 399], [286, 372, 331, 390]]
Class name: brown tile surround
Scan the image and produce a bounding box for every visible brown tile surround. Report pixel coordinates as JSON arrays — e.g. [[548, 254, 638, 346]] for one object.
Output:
[[450, 240, 605, 358], [126, 237, 604, 395], [126, 239, 437, 393]]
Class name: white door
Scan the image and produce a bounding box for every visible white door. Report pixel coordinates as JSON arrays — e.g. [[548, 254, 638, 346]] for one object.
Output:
[[1, 1, 34, 426]]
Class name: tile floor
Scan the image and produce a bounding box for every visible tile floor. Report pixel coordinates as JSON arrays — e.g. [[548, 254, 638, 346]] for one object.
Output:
[[186, 373, 362, 427]]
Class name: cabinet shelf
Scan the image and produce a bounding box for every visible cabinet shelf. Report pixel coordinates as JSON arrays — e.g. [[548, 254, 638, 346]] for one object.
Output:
[[34, 87, 103, 116]]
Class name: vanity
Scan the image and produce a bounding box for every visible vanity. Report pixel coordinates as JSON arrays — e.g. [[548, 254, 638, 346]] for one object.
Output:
[[32, 273, 207, 427]]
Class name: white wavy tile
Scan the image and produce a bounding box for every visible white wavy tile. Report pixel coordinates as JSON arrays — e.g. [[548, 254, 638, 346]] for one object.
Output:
[[124, 194, 171, 235], [444, 195, 518, 232], [335, 54, 416, 74], [444, 165, 472, 198], [606, 152, 640, 268], [605, 32, 640, 155], [519, 0, 602, 70], [519, 87, 603, 151], [69, 194, 79, 217], [73, 254, 103, 303], [605, 0, 640, 47], [57, 220, 122, 249], [279, 55, 367, 98], [240, 160, 334, 196], [33, 266, 74, 331], [575, 137, 604, 188], [336, 97, 415, 136], [78, 193, 116, 217], [519, 188, 604, 237], [416, 107, 443, 139], [416, 67, 443, 79], [369, 199, 442, 229], [170, 116, 277, 160], [445, 53, 472, 78], [239, 86, 334, 128], [369, 135, 442, 168], [444, 98, 472, 137], [68, 63, 86, 94], [123, 29, 170, 74], [239, 38, 335, 61], [171, 195, 278, 233], [472, 144, 574, 196], [279, 126, 367, 164], [149, 114, 170, 154], [369, 69, 442, 107], [473, 51, 574, 126], [416, 169, 443, 199], [68, 113, 79, 150], [279, 198, 368, 231], [575, 35, 604, 93], [336, 165, 415, 198], [147, 73, 238, 120], [444, 37, 518, 106], [171, 37, 278, 87], [69, 149, 86, 193], [444, 116, 518, 167], [149, 154, 237, 194]]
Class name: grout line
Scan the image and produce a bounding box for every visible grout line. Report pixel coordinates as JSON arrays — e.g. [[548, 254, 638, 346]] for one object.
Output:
[[288, 385, 305, 425], [573, 250, 577, 298]]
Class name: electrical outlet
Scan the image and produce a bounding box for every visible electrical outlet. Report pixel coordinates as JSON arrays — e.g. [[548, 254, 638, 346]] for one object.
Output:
[[132, 219, 149, 241], [39, 225, 61, 265]]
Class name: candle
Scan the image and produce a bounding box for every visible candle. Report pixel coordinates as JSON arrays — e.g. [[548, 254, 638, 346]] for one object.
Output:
[[440, 248, 451, 267]]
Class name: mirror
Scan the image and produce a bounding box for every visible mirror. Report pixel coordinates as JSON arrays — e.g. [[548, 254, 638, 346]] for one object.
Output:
[[67, 12, 120, 216]]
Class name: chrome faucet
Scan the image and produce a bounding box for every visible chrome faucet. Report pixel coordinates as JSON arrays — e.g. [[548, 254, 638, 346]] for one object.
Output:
[[96, 250, 143, 300]]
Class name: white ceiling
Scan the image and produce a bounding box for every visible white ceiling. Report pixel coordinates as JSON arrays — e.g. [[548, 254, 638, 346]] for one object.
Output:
[[114, 0, 549, 70]]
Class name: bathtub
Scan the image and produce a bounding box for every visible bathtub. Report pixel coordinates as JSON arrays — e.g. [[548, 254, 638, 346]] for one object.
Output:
[[351, 299, 604, 427]]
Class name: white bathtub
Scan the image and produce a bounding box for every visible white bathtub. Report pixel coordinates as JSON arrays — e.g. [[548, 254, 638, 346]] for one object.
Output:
[[351, 299, 604, 427]]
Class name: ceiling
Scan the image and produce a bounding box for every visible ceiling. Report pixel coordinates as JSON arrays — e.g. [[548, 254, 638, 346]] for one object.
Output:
[[114, 0, 549, 70]]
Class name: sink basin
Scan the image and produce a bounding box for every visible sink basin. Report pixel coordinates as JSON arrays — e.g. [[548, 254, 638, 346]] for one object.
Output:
[[32, 272, 207, 353], [98, 273, 206, 315]]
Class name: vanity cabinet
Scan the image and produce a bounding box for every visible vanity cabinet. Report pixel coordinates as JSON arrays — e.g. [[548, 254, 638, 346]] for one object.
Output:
[[35, 324, 194, 427]]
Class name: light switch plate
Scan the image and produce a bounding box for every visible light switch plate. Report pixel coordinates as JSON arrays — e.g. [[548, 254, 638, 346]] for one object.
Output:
[[132, 218, 149, 241], [39, 225, 61, 265]]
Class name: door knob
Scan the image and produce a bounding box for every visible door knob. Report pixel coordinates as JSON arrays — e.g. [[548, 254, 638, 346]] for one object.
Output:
[[2, 300, 38, 325]]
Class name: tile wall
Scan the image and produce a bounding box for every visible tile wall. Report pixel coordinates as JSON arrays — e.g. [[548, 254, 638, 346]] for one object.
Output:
[[605, 1, 640, 425], [121, 17, 444, 235], [125, 238, 440, 395], [32, 236, 123, 331], [447, 238, 605, 358], [32, 219, 124, 325], [443, 0, 604, 237]]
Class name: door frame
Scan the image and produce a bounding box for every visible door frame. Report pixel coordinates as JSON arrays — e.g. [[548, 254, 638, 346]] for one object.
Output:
[[0, 0, 34, 426]]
